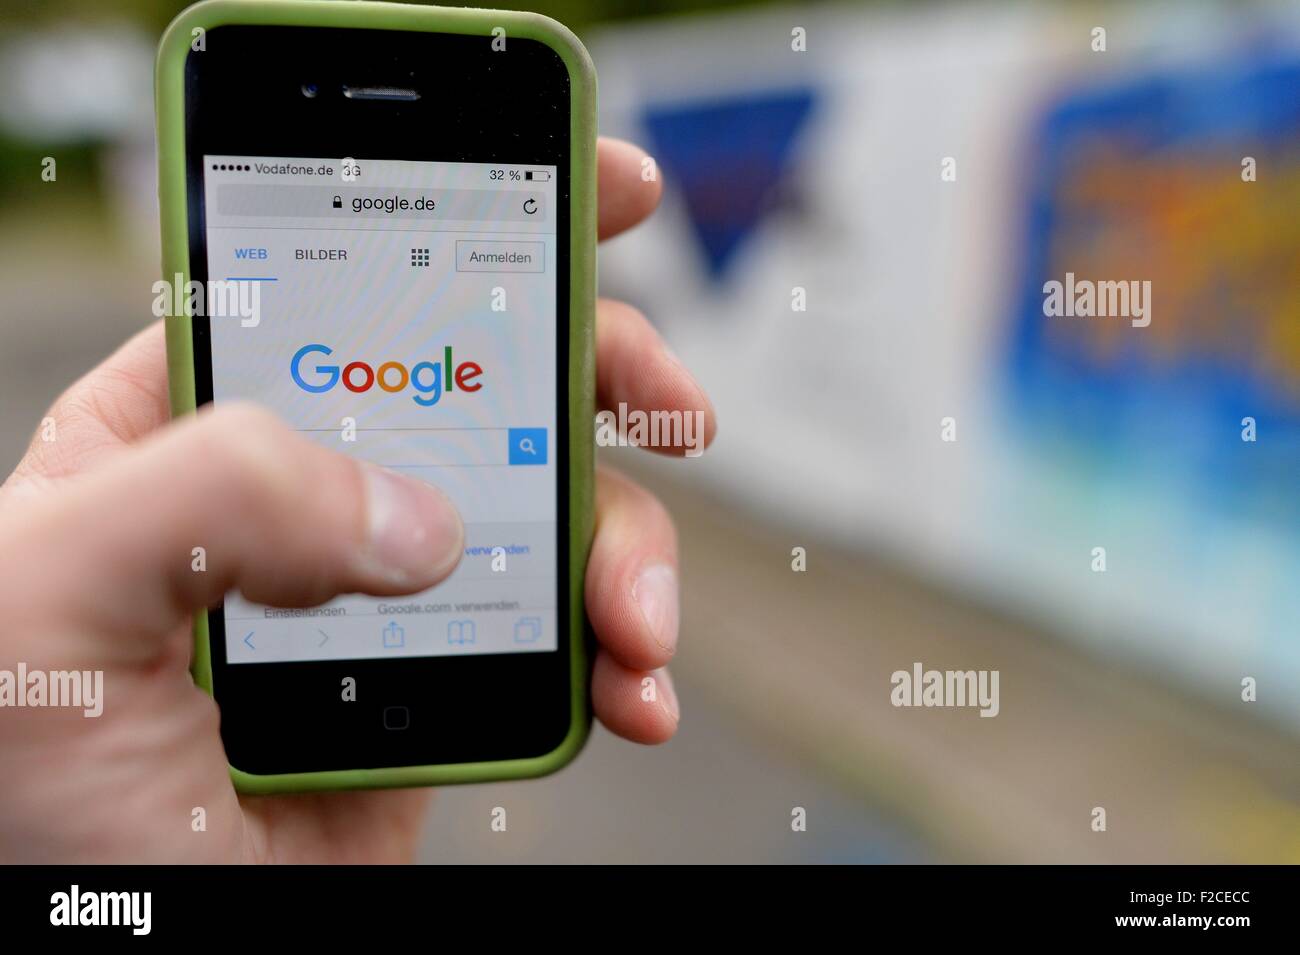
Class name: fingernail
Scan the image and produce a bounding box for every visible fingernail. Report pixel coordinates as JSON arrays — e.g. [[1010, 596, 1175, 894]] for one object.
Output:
[[360, 465, 463, 585], [651, 667, 680, 722], [634, 562, 678, 654]]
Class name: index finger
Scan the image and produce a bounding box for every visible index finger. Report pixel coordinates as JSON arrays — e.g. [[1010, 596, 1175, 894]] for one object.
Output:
[[598, 137, 662, 242]]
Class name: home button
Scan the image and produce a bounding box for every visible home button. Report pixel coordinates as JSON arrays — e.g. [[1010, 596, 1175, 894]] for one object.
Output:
[[382, 706, 410, 731]]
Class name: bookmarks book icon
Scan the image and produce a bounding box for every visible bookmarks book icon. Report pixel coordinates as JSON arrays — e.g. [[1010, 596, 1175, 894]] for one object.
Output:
[[447, 620, 475, 645]]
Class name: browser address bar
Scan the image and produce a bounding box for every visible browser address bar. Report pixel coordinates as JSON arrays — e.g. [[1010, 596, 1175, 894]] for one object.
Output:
[[216, 184, 547, 222], [299, 425, 548, 468]]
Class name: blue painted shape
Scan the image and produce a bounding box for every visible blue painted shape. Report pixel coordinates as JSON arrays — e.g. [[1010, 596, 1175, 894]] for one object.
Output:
[[643, 88, 817, 279]]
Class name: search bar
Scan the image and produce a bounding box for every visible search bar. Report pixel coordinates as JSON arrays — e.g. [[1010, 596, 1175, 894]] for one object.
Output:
[[299, 426, 547, 468], [216, 184, 546, 222]]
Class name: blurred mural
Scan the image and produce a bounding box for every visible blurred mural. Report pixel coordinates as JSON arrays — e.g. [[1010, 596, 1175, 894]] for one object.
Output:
[[596, 0, 1300, 719]]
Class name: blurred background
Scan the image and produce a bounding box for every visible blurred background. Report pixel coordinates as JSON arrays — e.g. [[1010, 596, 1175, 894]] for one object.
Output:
[[0, 0, 1297, 862]]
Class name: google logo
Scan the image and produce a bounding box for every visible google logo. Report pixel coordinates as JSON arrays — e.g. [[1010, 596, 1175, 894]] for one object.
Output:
[[290, 343, 482, 407]]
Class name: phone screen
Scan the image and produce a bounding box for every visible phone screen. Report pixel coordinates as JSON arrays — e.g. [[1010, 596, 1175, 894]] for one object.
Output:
[[203, 157, 559, 664], [184, 24, 577, 772]]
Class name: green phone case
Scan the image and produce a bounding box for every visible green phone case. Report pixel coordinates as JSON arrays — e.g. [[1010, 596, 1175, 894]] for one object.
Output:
[[155, 0, 596, 793]]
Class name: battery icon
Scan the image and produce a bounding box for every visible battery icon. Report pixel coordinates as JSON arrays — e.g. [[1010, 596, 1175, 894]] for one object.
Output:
[[524, 170, 551, 182]]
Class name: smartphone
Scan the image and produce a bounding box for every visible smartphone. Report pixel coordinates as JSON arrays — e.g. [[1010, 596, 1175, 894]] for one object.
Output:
[[155, 1, 596, 792]]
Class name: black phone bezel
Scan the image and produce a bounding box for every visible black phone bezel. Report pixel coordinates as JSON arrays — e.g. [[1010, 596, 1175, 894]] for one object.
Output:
[[183, 24, 574, 775]]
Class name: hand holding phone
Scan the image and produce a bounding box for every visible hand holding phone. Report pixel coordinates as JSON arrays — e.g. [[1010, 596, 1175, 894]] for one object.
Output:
[[159, 1, 598, 790], [0, 131, 711, 859], [0, 0, 714, 861], [149, 1, 715, 793]]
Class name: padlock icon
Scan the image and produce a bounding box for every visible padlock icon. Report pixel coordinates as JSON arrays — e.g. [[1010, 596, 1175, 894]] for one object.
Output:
[[332, 195, 342, 209]]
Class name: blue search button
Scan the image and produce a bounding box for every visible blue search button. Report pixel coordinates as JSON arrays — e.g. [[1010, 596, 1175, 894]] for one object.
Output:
[[508, 428, 547, 466]]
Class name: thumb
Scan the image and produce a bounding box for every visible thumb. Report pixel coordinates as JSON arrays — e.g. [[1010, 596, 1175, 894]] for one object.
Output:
[[7, 403, 463, 663]]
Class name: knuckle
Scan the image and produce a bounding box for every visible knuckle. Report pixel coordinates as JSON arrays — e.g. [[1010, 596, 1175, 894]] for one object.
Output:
[[191, 404, 302, 519], [204, 401, 283, 442], [599, 467, 677, 549]]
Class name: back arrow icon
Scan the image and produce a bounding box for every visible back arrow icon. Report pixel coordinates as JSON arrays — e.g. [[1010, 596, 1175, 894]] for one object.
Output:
[[243, 631, 255, 650]]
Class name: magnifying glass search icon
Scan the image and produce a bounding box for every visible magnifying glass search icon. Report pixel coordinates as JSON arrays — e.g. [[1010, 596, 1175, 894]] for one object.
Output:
[[508, 428, 546, 465]]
